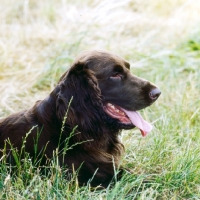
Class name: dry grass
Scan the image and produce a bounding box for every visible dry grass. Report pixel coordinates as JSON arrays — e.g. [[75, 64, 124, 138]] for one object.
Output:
[[1, 0, 200, 115], [0, 0, 200, 199]]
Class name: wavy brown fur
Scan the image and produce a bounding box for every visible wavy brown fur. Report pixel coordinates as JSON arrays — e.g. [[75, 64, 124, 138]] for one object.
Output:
[[0, 50, 160, 187]]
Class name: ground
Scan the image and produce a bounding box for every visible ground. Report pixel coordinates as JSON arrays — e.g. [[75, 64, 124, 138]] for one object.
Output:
[[0, 0, 200, 199]]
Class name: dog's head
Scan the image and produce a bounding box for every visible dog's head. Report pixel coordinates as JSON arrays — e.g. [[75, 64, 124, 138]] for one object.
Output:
[[56, 50, 161, 136]]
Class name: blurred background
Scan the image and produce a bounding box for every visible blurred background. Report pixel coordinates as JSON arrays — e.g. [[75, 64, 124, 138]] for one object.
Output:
[[0, 0, 200, 115]]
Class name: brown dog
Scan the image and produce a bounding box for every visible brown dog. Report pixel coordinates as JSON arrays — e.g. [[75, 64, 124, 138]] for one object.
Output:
[[0, 50, 161, 187]]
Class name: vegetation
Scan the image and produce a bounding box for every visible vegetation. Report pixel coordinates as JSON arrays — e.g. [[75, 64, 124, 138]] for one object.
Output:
[[0, 0, 200, 199]]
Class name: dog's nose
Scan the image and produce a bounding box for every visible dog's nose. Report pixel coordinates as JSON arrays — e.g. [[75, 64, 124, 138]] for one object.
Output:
[[149, 88, 161, 100]]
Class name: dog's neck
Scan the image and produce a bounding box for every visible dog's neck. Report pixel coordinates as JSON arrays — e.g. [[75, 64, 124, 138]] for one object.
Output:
[[33, 85, 121, 144]]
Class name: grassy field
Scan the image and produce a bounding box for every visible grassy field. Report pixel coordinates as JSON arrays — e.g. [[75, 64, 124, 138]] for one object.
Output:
[[0, 0, 200, 199]]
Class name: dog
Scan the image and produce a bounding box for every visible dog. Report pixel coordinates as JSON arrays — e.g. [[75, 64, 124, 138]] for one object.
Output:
[[0, 50, 161, 187]]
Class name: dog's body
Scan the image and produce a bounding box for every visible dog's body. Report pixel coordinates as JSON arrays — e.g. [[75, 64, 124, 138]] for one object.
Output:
[[0, 50, 161, 187]]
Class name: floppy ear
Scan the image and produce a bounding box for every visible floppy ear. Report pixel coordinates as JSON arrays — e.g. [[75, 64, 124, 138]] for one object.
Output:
[[56, 61, 103, 131]]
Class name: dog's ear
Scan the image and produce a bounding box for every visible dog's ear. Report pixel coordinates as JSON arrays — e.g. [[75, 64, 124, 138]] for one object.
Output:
[[56, 61, 102, 129]]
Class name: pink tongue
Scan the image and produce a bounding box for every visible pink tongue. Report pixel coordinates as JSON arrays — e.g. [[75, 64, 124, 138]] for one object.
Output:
[[122, 109, 153, 137]]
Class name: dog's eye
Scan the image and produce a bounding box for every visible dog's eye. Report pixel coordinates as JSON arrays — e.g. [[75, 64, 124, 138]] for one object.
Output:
[[110, 73, 122, 80]]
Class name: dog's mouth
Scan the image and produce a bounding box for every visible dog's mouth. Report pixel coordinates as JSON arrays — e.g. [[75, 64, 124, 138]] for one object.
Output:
[[104, 103, 152, 137]]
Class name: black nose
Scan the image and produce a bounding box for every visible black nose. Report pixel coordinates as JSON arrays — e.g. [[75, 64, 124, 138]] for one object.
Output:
[[149, 88, 161, 100]]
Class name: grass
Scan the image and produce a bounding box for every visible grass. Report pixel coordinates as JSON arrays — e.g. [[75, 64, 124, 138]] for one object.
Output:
[[0, 0, 200, 199]]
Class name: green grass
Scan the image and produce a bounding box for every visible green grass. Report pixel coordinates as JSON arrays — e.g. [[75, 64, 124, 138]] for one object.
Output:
[[0, 0, 200, 199]]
